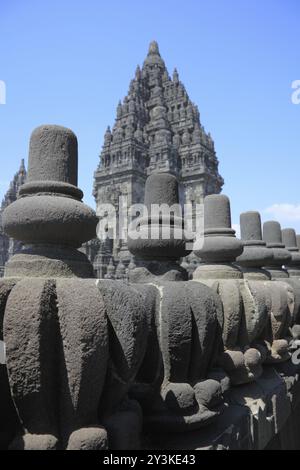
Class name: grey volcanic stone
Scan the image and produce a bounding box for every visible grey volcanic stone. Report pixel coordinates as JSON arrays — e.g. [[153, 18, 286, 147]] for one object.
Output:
[[281, 229, 300, 325], [194, 196, 267, 385], [27, 125, 78, 185], [55, 279, 109, 448], [237, 211, 273, 273], [97, 280, 149, 417], [3, 195, 97, 248], [195, 195, 243, 264], [144, 173, 179, 209], [205, 194, 232, 230], [67, 427, 108, 450], [282, 228, 300, 271], [0, 279, 19, 449], [3, 125, 97, 278], [128, 172, 191, 277], [4, 279, 60, 449], [263, 221, 291, 276]]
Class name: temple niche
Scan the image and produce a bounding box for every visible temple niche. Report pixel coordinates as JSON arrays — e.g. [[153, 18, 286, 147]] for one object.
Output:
[[92, 41, 224, 279]]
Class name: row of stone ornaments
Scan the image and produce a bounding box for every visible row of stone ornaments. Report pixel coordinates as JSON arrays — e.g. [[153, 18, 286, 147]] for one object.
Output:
[[0, 124, 300, 450]]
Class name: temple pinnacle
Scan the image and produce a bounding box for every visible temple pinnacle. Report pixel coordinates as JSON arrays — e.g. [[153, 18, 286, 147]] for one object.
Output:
[[148, 40, 160, 56]]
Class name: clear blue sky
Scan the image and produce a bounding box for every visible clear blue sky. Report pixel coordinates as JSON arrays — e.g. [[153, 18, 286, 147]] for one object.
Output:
[[0, 0, 299, 233]]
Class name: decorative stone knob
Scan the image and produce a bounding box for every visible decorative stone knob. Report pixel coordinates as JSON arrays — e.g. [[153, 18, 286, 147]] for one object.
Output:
[[263, 221, 291, 272], [282, 228, 300, 272], [2, 125, 98, 277], [194, 194, 243, 265], [236, 211, 273, 271], [128, 173, 190, 262]]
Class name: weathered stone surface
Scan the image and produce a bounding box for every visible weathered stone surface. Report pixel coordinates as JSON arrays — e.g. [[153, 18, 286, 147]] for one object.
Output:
[[4, 278, 59, 449], [194, 195, 265, 385], [236, 211, 292, 364], [128, 172, 190, 279], [2, 114, 300, 451], [0, 279, 19, 449], [237, 211, 273, 275], [263, 221, 291, 278], [195, 194, 243, 263], [27, 125, 78, 185], [56, 279, 108, 448], [67, 426, 108, 451], [96, 279, 148, 418], [3, 125, 97, 278], [281, 228, 300, 325]]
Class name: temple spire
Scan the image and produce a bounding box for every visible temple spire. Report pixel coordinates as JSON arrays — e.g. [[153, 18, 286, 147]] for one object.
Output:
[[148, 40, 160, 56], [143, 40, 165, 70]]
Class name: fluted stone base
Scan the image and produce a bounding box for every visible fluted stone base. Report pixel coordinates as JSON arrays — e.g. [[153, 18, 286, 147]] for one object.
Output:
[[5, 245, 94, 278]]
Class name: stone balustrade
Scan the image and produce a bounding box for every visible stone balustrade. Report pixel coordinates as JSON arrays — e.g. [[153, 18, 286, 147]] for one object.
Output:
[[1, 125, 300, 450]]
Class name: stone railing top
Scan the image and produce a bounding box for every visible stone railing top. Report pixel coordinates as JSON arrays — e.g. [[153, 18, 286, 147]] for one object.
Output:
[[263, 221, 291, 268], [194, 194, 243, 265], [282, 228, 300, 269], [236, 211, 273, 270], [2, 125, 97, 278]]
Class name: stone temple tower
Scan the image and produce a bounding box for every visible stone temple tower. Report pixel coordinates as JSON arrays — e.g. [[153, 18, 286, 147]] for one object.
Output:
[[93, 41, 224, 274]]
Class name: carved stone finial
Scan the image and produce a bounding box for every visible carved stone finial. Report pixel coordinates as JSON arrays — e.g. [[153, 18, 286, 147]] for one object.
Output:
[[173, 68, 179, 83], [128, 173, 191, 281], [148, 40, 160, 55], [236, 211, 273, 279], [297, 234, 300, 251], [193, 196, 267, 385], [194, 194, 243, 279], [143, 41, 165, 70], [263, 221, 291, 278], [2, 125, 98, 278], [282, 228, 300, 276]]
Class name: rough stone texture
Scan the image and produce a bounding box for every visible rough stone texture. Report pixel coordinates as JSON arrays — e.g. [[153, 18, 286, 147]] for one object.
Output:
[[237, 211, 273, 275], [96, 279, 149, 418], [236, 211, 293, 364], [281, 228, 300, 327], [55, 279, 108, 448], [282, 228, 300, 275], [2, 121, 300, 450], [4, 278, 60, 449], [194, 196, 269, 385], [144, 363, 300, 450], [0, 279, 20, 449], [0, 124, 158, 451], [3, 125, 97, 278], [131, 280, 225, 432], [128, 172, 190, 278], [127, 173, 225, 432], [195, 194, 243, 263], [27, 125, 78, 185], [93, 41, 223, 275], [66, 426, 108, 451], [263, 221, 291, 278]]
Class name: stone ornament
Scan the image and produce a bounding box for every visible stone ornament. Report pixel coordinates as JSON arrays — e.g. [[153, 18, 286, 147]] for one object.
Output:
[[194, 196, 269, 384], [1, 126, 149, 450], [237, 212, 292, 363], [128, 173, 226, 431]]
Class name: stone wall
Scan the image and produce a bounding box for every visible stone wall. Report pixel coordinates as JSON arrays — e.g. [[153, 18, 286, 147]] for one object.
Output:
[[1, 125, 300, 450]]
